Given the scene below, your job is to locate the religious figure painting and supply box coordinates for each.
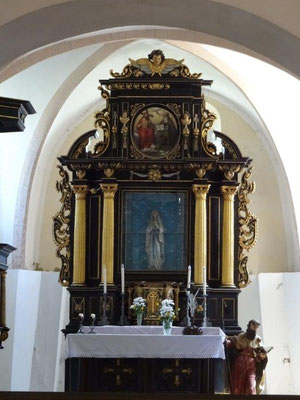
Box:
[131,106,179,159]
[123,191,187,271]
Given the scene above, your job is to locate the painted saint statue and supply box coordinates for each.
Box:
[145,210,165,270]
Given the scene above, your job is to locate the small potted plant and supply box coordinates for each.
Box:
[130,297,146,325]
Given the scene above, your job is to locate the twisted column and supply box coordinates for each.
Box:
[192,184,210,284]
[221,185,238,287]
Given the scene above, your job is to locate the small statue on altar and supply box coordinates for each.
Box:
[226,319,272,395]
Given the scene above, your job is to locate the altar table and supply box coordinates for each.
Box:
[65,326,226,393]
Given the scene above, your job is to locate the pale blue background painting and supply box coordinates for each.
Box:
[123,192,187,270]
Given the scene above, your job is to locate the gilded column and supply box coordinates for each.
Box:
[221,185,238,287]
[72,185,89,285]
[101,183,118,284]
[1,271,7,326]
[192,184,211,284]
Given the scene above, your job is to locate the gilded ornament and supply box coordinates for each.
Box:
[130,145,145,159]
[167,103,181,118]
[98,85,110,99]
[148,168,162,181]
[53,166,72,285]
[181,112,191,136]
[76,170,86,179]
[222,140,238,160]
[104,168,115,178]
[165,145,181,160]
[120,111,130,134]
[110,50,201,79]
[88,109,110,157]
[189,162,213,178]
[201,99,220,158]
[131,103,145,117]
[72,138,89,159]
[218,164,241,180]
[237,167,258,288]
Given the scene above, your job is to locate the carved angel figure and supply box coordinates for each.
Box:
[129,49,184,76]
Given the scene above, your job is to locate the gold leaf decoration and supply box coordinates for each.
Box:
[52,166,71,286]
[237,166,258,288]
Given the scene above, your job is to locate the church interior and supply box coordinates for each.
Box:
[0,0,299,397]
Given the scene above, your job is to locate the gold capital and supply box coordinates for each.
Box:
[221,185,238,201]
[192,184,210,200]
[73,185,89,200]
[100,184,118,200]
[193,184,210,284]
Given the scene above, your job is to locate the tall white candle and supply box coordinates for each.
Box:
[187,265,191,289]
[121,264,125,294]
[203,266,207,295]
[103,265,107,294]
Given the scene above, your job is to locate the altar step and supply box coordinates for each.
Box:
[0,393,298,400]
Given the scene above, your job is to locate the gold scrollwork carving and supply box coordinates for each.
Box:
[72,138,89,159]
[201,99,220,159]
[89,109,110,157]
[218,164,241,180]
[130,145,145,159]
[167,103,181,118]
[222,140,238,160]
[165,145,181,160]
[131,103,146,117]
[53,166,71,286]
[98,85,110,99]
[237,167,258,288]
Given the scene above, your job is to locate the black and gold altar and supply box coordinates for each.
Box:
[54,50,258,393]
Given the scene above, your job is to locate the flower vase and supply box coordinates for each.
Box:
[136,313,143,326]
[162,319,172,336]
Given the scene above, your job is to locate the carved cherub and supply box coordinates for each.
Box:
[129,49,184,77]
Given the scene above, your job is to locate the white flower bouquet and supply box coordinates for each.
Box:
[159,299,175,322]
[130,297,146,314]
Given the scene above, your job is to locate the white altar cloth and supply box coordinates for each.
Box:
[65,326,225,360]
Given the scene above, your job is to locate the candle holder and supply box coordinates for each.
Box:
[77,313,85,334]
[118,292,129,326]
[98,293,109,326]
[89,314,96,334]
[201,294,212,327]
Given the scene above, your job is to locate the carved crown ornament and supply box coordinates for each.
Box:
[110,49,201,79]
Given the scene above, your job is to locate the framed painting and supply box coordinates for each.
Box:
[122,191,188,271]
[131,105,180,159]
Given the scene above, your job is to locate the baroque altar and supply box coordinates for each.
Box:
[53,50,258,393]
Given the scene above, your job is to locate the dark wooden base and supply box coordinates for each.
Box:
[65,358,216,393]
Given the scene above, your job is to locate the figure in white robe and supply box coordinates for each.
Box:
[145,210,165,270]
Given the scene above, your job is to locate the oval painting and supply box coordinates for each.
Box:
[131,106,179,159]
